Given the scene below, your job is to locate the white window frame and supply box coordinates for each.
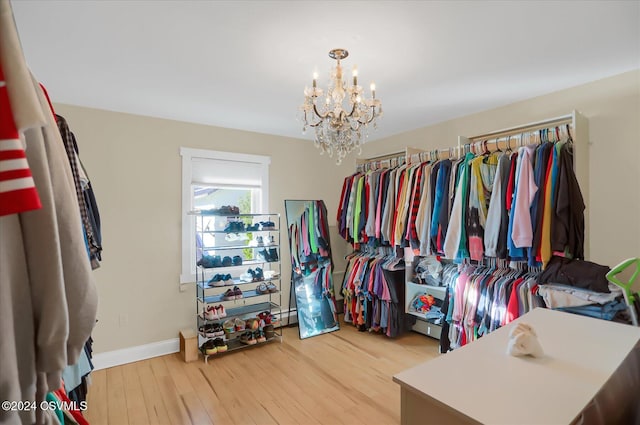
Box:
[180,147,270,284]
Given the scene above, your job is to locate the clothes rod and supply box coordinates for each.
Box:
[356,151,405,165]
[468,114,573,141]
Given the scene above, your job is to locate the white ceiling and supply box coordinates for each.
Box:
[11,1,640,142]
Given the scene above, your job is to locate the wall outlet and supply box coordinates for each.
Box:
[119,314,129,327]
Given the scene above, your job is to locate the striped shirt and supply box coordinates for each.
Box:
[0,59,41,215]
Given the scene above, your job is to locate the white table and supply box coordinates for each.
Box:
[393,308,640,425]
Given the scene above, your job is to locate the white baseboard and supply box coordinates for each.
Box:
[92,308,299,370]
[92,338,179,371]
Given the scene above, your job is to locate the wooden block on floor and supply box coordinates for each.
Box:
[179,329,198,363]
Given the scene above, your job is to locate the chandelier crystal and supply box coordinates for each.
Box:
[300,48,383,165]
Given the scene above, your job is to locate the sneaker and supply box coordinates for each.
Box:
[246,223,260,231]
[204,306,218,320]
[233,286,243,299]
[268,235,275,245]
[256,282,269,295]
[222,274,233,285]
[245,318,260,331]
[232,255,243,266]
[234,318,246,332]
[223,319,235,334]
[214,337,228,353]
[222,289,236,301]
[256,331,266,343]
[201,340,217,355]
[212,324,225,337]
[208,274,225,287]
[197,255,222,268]
[199,324,216,338]
[268,248,279,262]
[266,282,278,293]
[254,268,264,281]
[260,221,276,230]
[256,236,264,246]
[240,331,256,345]
[257,250,269,262]
[215,304,227,318]
[222,256,233,267]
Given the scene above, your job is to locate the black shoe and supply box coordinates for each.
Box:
[222,256,232,267]
[268,248,278,262]
[232,255,243,266]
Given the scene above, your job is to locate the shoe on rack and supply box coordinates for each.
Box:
[234,318,246,332]
[260,221,276,230]
[256,330,266,343]
[222,289,236,301]
[268,235,275,245]
[257,250,268,263]
[212,324,225,337]
[199,324,216,338]
[223,319,235,335]
[233,285,243,299]
[201,339,217,355]
[268,248,279,262]
[256,282,269,295]
[197,255,222,268]
[214,337,228,353]
[254,268,264,282]
[222,274,233,285]
[240,331,257,345]
[215,304,227,318]
[246,223,260,231]
[222,256,233,267]
[256,236,264,246]
[207,274,225,287]
[264,324,275,340]
[266,282,278,293]
[204,306,218,321]
[245,318,260,331]
[232,255,243,266]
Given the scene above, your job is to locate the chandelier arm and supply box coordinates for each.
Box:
[356,105,378,125]
[312,102,330,120]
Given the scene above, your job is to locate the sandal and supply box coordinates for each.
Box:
[256,283,269,295]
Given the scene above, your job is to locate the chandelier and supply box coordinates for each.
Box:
[300,48,383,165]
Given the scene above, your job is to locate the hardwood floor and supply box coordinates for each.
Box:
[85,320,440,425]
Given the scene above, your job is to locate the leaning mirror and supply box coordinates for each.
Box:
[284,200,340,339]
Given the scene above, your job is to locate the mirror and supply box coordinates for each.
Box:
[285,200,340,339]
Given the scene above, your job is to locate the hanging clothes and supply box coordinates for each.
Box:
[0,3,98,423]
[341,250,407,337]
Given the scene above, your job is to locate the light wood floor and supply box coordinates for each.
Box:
[85,319,440,425]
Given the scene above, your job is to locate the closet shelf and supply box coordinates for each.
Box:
[200,229,280,234]
[198,302,279,324]
[202,243,279,251]
[197,277,280,290]
[199,332,282,359]
[198,259,279,269]
[189,211,279,218]
[198,289,280,304]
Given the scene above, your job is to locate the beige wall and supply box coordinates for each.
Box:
[54,103,351,353]
[57,69,639,354]
[357,70,640,268]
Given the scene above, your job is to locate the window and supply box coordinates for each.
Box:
[180,147,270,284]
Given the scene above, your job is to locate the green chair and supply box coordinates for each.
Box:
[606,258,639,326]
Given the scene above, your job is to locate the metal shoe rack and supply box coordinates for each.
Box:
[191,211,283,363]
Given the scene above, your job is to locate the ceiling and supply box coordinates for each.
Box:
[11,1,640,143]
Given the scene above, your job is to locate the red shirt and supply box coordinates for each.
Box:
[0,59,41,215]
